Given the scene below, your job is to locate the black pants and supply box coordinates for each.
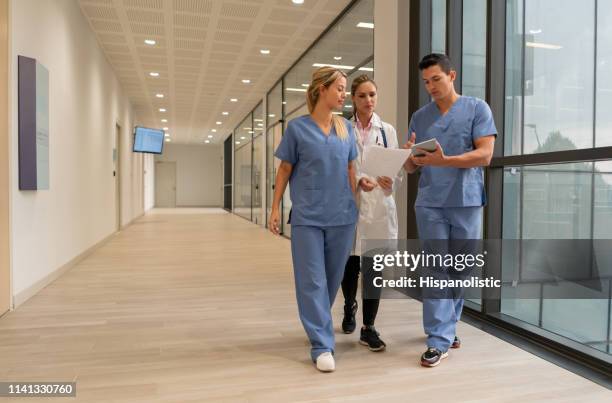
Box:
[341,255,380,327]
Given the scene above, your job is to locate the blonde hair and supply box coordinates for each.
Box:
[306,66,348,140]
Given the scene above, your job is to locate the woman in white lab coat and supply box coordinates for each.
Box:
[341,74,401,351]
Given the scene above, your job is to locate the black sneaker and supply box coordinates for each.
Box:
[359,326,386,352]
[342,301,358,334]
[451,336,461,349]
[420,347,448,367]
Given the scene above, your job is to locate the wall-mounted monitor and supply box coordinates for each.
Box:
[133,126,165,154]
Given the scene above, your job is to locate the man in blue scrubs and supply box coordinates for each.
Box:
[403,54,497,367]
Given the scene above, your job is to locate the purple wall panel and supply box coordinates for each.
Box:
[18,56,37,190]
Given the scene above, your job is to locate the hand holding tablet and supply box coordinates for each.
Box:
[411,138,438,157]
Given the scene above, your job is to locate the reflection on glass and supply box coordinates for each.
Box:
[462,0,487,99]
[505,0,596,155]
[501,161,612,356]
[596,0,612,147]
[431,0,446,54]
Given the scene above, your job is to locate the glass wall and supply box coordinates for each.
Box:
[231,0,373,234]
[505,0,599,155]
[233,113,252,221]
[462,0,487,99]
[500,0,611,360]
[266,81,283,229]
[431,0,446,54]
[412,0,612,365]
[252,103,264,225]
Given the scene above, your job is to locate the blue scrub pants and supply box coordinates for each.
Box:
[415,206,482,352]
[290,224,356,361]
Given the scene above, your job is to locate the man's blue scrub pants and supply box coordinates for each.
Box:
[290,224,356,361]
[415,206,483,352]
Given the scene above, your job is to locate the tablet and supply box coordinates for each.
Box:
[411,138,437,157]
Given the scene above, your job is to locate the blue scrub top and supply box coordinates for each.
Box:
[274,115,359,227]
[409,96,497,207]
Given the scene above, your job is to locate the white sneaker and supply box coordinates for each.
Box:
[315,352,335,372]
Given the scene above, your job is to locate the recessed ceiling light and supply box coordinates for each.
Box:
[164,132,169,136]
[165,138,171,142]
[156,93,164,98]
[292,0,304,4]
[205,140,210,144]
[216,121,222,125]
[240,136,246,140]
[230,98,238,102]
[149,72,159,77]
[344,105,352,108]
[144,39,156,45]
[312,62,353,70]
[301,83,309,87]
[268,114,275,118]
[242,79,251,84]
[287,87,307,92]
[208,135,213,138]
[257,123,263,127]
[282,101,287,105]
[248,131,254,134]
[526,41,563,50]
[222,111,229,115]
[212,129,217,133]
[235,141,241,144]
[159,108,166,112]
[260,49,270,55]
[334,56,342,60]
[357,22,374,29]
[161,119,168,123]
[163,127,169,130]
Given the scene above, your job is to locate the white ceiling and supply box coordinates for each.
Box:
[77,0,353,145]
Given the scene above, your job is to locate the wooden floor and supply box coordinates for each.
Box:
[0,209,609,402]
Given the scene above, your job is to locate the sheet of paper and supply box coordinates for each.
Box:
[360,145,411,178]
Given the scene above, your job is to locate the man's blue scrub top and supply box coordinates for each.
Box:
[274,115,359,227]
[409,96,497,207]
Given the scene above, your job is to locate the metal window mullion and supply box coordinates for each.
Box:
[447,0,463,92]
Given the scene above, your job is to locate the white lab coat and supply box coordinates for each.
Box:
[352,113,402,256]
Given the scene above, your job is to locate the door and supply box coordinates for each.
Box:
[223,135,232,211]
[114,124,121,230]
[155,161,176,207]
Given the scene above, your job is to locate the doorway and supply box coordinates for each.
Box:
[114,124,121,230]
[155,161,176,208]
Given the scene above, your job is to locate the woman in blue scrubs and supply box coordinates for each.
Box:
[403,54,496,367]
[269,66,359,372]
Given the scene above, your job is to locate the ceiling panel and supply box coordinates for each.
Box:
[79,0,353,145]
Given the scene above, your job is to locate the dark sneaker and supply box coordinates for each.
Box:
[420,347,448,367]
[359,326,386,352]
[451,336,461,349]
[342,301,358,334]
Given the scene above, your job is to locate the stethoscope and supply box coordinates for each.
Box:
[354,116,388,148]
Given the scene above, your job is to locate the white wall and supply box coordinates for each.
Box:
[144,153,155,211]
[10,0,142,300]
[155,144,222,207]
